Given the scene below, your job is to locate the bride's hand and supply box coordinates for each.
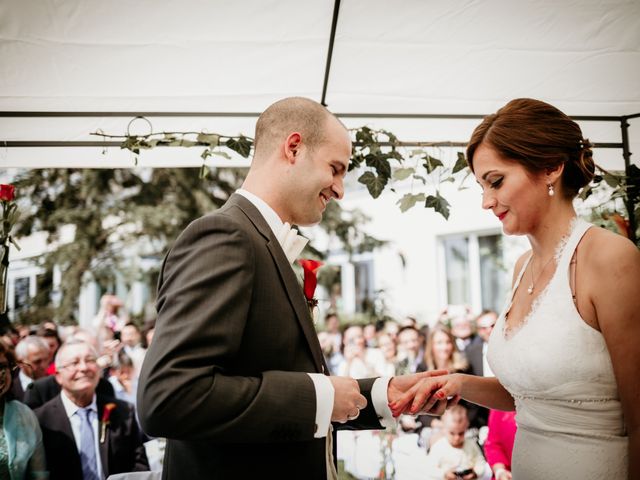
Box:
[389,373,462,416]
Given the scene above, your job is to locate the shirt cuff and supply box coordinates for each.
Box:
[307,373,334,438]
[372,376,395,429]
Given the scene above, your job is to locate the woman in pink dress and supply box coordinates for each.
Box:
[483,410,516,480]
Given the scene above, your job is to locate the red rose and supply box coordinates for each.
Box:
[100,403,117,443]
[298,259,323,305]
[102,402,117,423]
[0,185,15,202]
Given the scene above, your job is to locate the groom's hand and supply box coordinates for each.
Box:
[387,370,449,417]
[329,376,367,423]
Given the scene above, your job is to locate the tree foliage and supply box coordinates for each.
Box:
[12,165,385,323]
[9,122,639,323]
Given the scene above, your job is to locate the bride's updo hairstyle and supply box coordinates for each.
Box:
[466,98,595,199]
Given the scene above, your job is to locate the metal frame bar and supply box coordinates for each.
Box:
[0,111,626,121]
[1,109,637,242]
[321,0,341,107]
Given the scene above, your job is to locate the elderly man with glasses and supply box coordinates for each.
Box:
[34,340,149,480]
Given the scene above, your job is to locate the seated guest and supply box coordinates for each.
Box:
[119,323,146,377]
[463,310,498,429]
[426,405,487,480]
[12,335,50,401]
[35,340,149,480]
[417,324,471,441]
[395,326,423,375]
[24,374,115,411]
[0,341,47,479]
[108,351,137,407]
[36,327,61,376]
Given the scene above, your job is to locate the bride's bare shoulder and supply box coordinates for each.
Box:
[581,224,640,271]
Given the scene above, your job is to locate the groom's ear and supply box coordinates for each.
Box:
[283,132,303,164]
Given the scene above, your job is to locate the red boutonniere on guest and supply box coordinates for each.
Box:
[298,259,323,313]
[100,403,117,443]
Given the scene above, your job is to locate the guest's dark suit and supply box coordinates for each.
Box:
[464,337,489,428]
[138,194,383,479]
[9,372,26,401]
[24,374,115,410]
[35,395,149,480]
[465,336,485,377]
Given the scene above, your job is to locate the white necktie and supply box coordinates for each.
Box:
[276,222,308,263]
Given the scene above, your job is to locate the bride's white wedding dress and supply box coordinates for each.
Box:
[488,218,628,479]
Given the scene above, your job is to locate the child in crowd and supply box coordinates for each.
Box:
[426,405,487,480]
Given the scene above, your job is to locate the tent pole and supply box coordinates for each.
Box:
[621,115,637,244]
[320,0,341,107]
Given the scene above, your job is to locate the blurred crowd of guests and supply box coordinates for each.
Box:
[317,307,517,480]
[0,293,160,480]
[0,293,517,480]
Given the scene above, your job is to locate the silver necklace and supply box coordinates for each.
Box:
[527,254,555,295]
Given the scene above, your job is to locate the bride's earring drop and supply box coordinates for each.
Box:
[547,183,555,196]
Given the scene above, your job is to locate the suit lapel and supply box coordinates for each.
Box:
[51,395,75,440]
[229,194,325,373]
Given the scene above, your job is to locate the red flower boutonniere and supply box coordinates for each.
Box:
[0,184,20,249]
[100,403,117,443]
[298,259,323,311]
[0,185,15,203]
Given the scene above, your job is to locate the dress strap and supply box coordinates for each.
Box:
[556,218,592,272]
[507,252,533,304]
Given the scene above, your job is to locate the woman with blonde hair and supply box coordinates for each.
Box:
[420,323,468,373]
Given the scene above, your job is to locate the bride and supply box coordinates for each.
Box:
[391,98,639,479]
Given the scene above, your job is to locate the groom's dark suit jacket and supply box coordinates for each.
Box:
[138,194,383,479]
[35,394,149,480]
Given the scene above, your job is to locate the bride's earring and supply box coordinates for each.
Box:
[547,183,555,196]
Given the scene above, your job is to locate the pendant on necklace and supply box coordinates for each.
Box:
[527,284,534,294]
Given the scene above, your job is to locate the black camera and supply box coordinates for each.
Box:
[455,468,473,478]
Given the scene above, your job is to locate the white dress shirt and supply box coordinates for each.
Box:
[236,189,394,435]
[18,369,33,392]
[60,391,105,480]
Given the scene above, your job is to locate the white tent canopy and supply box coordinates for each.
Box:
[1,0,639,169]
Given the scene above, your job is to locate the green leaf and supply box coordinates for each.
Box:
[603,173,621,188]
[121,137,140,154]
[380,129,399,146]
[199,164,210,179]
[349,152,365,171]
[397,193,426,213]
[423,155,444,174]
[453,152,468,174]
[578,184,593,201]
[393,167,415,181]
[425,192,451,220]
[355,126,375,145]
[366,154,392,179]
[358,171,387,198]
[225,135,253,158]
[196,133,221,146]
[413,174,427,185]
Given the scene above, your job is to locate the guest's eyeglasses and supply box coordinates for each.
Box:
[56,357,98,371]
[0,363,18,375]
